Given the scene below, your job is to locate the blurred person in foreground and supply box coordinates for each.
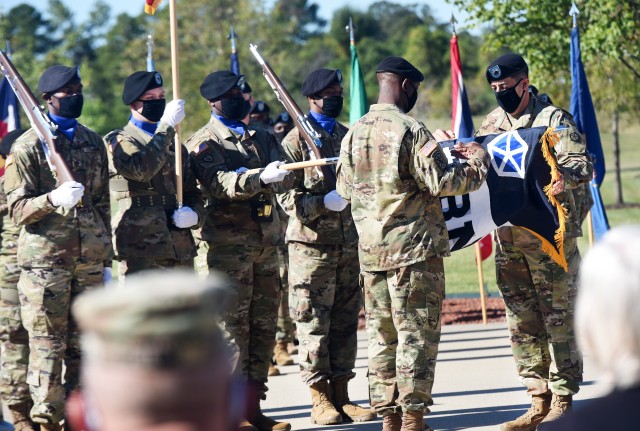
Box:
[65,270,236,431]
[539,225,640,431]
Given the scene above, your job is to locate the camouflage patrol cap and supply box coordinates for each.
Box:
[486,53,528,83]
[73,270,232,369]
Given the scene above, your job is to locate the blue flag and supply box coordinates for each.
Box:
[570,25,605,185]
[589,179,610,241]
[230,51,240,76]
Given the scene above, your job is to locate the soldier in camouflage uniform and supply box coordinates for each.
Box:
[278,68,375,425]
[67,270,234,431]
[337,57,490,431]
[4,65,113,430]
[104,71,202,277]
[476,54,593,431]
[186,70,293,431]
[0,129,38,431]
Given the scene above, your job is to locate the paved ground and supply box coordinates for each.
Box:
[263,322,608,431]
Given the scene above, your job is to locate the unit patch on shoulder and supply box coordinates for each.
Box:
[569,132,580,142]
[433,150,448,171]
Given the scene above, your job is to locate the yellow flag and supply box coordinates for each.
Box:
[144,0,162,15]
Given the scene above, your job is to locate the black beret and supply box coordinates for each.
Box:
[486,53,528,82]
[38,65,81,93]
[0,129,26,156]
[241,81,252,94]
[274,112,293,125]
[122,71,164,105]
[200,71,245,101]
[250,100,270,114]
[376,57,424,82]
[301,69,342,97]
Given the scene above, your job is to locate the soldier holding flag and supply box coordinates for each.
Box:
[477,53,593,430]
[104,71,202,277]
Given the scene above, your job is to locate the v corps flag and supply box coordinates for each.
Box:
[440,126,569,270]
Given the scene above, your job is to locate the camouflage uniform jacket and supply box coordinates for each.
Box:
[0,177,19,260]
[4,126,113,268]
[186,116,294,247]
[337,103,490,272]
[277,121,358,245]
[476,95,593,238]
[105,121,203,260]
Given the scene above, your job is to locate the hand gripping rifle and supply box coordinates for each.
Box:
[249,44,337,186]
[0,50,74,184]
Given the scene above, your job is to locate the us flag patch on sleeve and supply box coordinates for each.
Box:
[193,142,209,155]
[419,141,438,157]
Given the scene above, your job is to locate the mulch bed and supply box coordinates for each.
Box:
[357,297,506,330]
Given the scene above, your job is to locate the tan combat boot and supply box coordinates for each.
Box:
[268,362,280,376]
[538,394,572,425]
[250,402,291,431]
[331,378,376,422]
[273,341,294,366]
[7,401,37,431]
[500,393,551,431]
[309,380,342,425]
[401,410,433,431]
[382,412,402,431]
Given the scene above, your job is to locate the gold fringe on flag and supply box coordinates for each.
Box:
[145,0,162,15]
[523,127,568,271]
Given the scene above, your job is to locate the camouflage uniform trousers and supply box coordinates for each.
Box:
[0,246,30,406]
[363,257,445,415]
[207,243,280,398]
[117,257,194,279]
[288,242,361,385]
[18,261,103,425]
[275,245,295,343]
[495,226,583,396]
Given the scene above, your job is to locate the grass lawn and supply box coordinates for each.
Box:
[437,115,640,297]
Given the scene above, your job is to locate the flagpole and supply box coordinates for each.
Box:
[474,242,488,325]
[169,0,183,207]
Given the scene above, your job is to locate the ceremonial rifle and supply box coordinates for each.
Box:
[249,44,337,186]
[0,49,74,183]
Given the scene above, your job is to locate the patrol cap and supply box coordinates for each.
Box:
[302,69,343,97]
[122,71,164,105]
[241,81,252,94]
[376,57,424,83]
[38,65,81,94]
[274,112,293,125]
[0,129,26,157]
[250,100,270,115]
[200,71,245,101]
[73,270,232,370]
[486,53,528,83]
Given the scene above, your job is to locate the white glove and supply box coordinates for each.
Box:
[49,181,84,209]
[160,99,185,127]
[235,167,248,174]
[323,190,348,212]
[172,206,199,229]
[259,161,291,184]
[103,267,113,284]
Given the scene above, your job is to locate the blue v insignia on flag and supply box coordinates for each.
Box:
[487,131,529,178]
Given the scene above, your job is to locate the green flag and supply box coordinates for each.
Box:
[348,20,367,125]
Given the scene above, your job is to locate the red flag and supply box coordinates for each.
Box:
[145,0,162,15]
[478,235,492,261]
[450,34,474,139]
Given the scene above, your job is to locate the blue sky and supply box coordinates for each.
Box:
[2,0,475,33]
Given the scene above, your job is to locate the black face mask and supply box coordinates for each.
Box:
[139,98,166,122]
[56,94,84,119]
[274,131,287,143]
[320,96,343,118]
[495,79,525,113]
[404,89,418,113]
[220,95,247,121]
